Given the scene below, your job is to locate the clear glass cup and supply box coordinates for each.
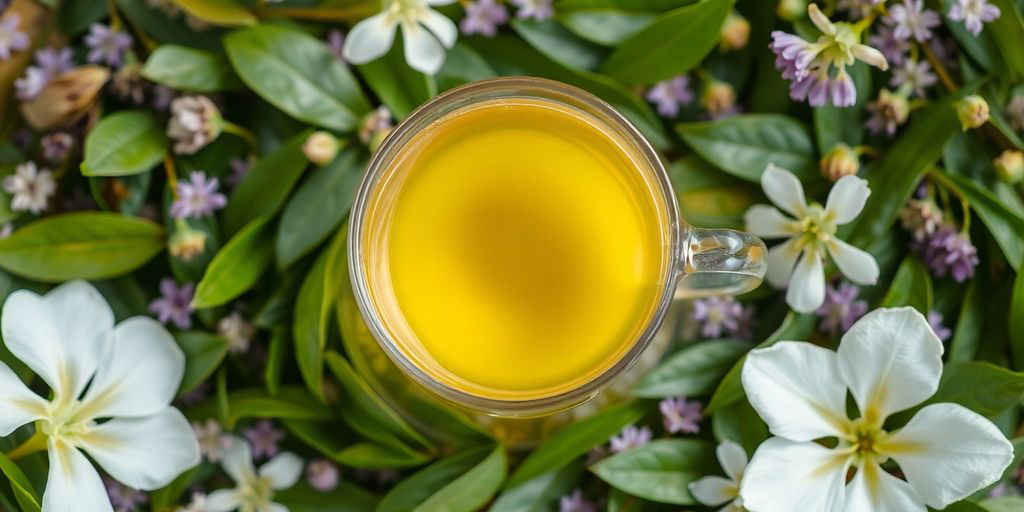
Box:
[348,77,766,417]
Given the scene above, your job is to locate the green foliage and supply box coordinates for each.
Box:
[590,439,716,504]
[192,216,274,308]
[142,45,243,92]
[677,114,818,181]
[632,340,749,398]
[81,111,168,177]
[879,256,933,314]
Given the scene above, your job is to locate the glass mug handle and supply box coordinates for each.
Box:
[675,227,768,299]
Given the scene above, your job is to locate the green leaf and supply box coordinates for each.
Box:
[81,110,168,177]
[669,156,759,229]
[175,330,229,396]
[276,481,379,512]
[337,442,434,469]
[357,38,437,119]
[949,279,984,363]
[987,0,1024,80]
[922,362,1024,418]
[711,399,768,455]
[378,446,498,512]
[294,248,331,399]
[507,402,646,487]
[436,42,497,91]
[0,451,41,512]
[222,130,310,236]
[192,216,274,308]
[416,445,507,512]
[813,61,870,152]
[559,10,655,46]
[0,213,164,282]
[1010,271,1024,369]
[265,326,287,395]
[879,256,932,315]
[115,0,223,51]
[170,0,256,26]
[149,466,200,511]
[276,149,365,267]
[141,45,242,92]
[590,439,716,505]
[216,386,334,428]
[632,340,749,398]
[490,462,582,512]
[676,114,818,182]
[224,24,370,131]
[983,496,1024,512]
[512,19,608,71]
[939,170,1024,271]
[600,0,731,84]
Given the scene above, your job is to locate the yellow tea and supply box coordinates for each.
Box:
[361,98,671,401]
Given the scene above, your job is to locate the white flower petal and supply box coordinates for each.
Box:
[741,341,847,441]
[744,205,797,239]
[825,175,870,225]
[420,9,457,48]
[78,408,200,491]
[205,489,243,512]
[221,436,257,484]
[739,438,849,512]
[80,317,184,419]
[717,440,748,482]
[760,164,808,218]
[401,21,446,74]
[765,238,801,289]
[42,440,113,512]
[1,281,113,399]
[425,0,455,5]
[852,44,889,71]
[786,248,825,313]
[837,308,942,423]
[807,3,836,36]
[342,12,397,64]
[267,503,289,512]
[827,238,879,285]
[844,458,924,512]
[0,362,46,436]
[260,452,304,490]
[883,403,1014,510]
[689,476,736,506]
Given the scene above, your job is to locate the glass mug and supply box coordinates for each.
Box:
[348,77,766,417]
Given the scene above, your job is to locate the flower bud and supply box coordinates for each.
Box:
[359,106,394,148]
[994,150,1024,184]
[167,95,223,155]
[955,95,989,131]
[720,12,750,51]
[302,131,340,165]
[777,0,806,21]
[701,80,735,119]
[169,224,208,262]
[820,144,860,181]
[20,66,109,131]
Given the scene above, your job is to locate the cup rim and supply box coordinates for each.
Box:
[347,77,683,416]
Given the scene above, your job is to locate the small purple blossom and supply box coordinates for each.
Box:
[660,396,703,434]
[928,310,952,342]
[868,25,911,67]
[609,425,652,453]
[691,296,752,339]
[915,226,979,282]
[149,278,194,329]
[0,13,29,61]
[307,458,340,492]
[14,67,47,100]
[244,419,286,459]
[948,0,1001,36]
[152,85,176,110]
[884,0,941,42]
[34,46,74,76]
[815,282,869,335]
[170,171,227,219]
[0,223,12,239]
[510,0,554,21]
[326,29,345,61]
[84,23,133,67]
[105,478,148,512]
[646,75,694,118]
[461,0,509,36]
[41,132,75,163]
[228,156,252,186]
[890,59,937,98]
[559,489,597,512]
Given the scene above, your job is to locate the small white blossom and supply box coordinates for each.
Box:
[205,437,302,512]
[342,0,457,75]
[218,311,255,355]
[689,440,748,512]
[3,161,56,214]
[948,0,1001,36]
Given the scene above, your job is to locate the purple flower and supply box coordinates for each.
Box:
[510,0,554,21]
[228,156,252,186]
[14,67,47,100]
[105,478,148,512]
[660,396,703,434]
[41,132,75,163]
[326,29,345,61]
[815,282,868,335]
[890,59,937,98]
[866,89,910,136]
[884,0,941,42]
[84,23,133,67]
[307,458,340,492]
[243,419,286,459]
[170,171,227,219]
[559,489,597,512]
[691,296,752,339]
[152,85,176,111]
[948,0,1001,36]
[461,0,509,36]
[928,310,952,342]
[34,46,74,76]
[916,226,979,282]
[149,278,194,329]
[0,13,29,60]
[646,75,694,118]
[868,25,911,67]
[609,425,652,453]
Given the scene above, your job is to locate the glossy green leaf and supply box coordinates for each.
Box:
[175,330,229,396]
[600,0,731,84]
[337,442,434,469]
[115,0,223,51]
[0,213,164,282]
[378,446,496,512]
[81,110,168,177]
[1010,271,1024,368]
[0,451,41,512]
[949,279,984,363]
[192,216,274,308]
[490,462,582,512]
[142,45,242,92]
[171,0,256,26]
[215,386,334,428]
[879,256,932,315]
[983,496,1024,512]
[224,24,370,131]
[676,114,818,182]
[222,130,310,236]
[294,249,330,399]
[276,482,379,512]
[265,326,287,396]
[669,156,759,229]
[276,149,365,267]
[939,170,1024,271]
[416,445,507,512]
[358,38,437,119]
[590,439,716,505]
[920,362,1024,418]
[507,402,646,487]
[559,10,655,46]
[632,340,749,398]
[711,399,768,455]
[987,0,1024,80]
[436,42,497,91]
[512,19,608,71]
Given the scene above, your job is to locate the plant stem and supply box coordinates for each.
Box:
[5,430,46,461]
[222,121,258,151]
[164,153,179,200]
[922,42,957,93]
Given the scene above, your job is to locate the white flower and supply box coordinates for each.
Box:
[206,437,302,512]
[342,0,457,75]
[688,440,748,512]
[0,281,200,512]
[739,307,1013,512]
[744,164,879,313]
[948,0,1001,36]
[3,161,56,214]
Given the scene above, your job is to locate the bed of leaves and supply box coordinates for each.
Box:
[1,0,1024,511]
